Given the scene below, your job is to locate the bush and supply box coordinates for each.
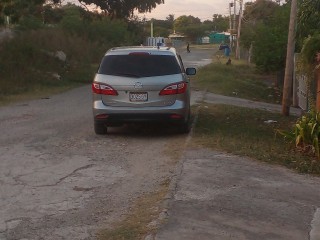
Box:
[279,110,320,158]
[0,5,140,101]
[18,15,43,30]
[0,28,103,97]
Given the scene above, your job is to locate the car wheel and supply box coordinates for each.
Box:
[179,111,191,134]
[94,122,108,135]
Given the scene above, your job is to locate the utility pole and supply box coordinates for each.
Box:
[236,0,243,59]
[229,2,234,48]
[233,0,236,50]
[229,2,233,34]
[282,0,298,116]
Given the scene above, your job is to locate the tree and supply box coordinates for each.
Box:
[78,0,164,19]
[240,0,290,72]
[297,0,320,50]
[179,24,206,41]
[211,14,228,32]
[173,15,205,41]
[0,0,44,25]
[243,0,278,22]
[42,5,64,24]
[299,35,320,111]
[166,14,174,23]
[173,15,201,31]
[297,0,320,111]
[151,19,172,37]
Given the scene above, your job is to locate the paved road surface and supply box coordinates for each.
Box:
[155,149,320,240]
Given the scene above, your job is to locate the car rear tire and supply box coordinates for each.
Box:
[94,122,108,135]
[179,111,191,134]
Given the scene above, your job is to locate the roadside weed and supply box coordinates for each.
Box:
[278,110,320,159]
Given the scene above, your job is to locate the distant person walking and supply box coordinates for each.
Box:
[187,42,190,53]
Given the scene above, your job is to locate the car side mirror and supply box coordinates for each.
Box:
[186,67,196,75]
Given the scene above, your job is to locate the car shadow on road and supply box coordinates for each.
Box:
[102,122,188,138]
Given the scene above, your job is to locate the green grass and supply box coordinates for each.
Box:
[193,58,281,103]
[191,54,320,175]
[192,104,320,174]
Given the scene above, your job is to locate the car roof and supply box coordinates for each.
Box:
[104,46,178,56]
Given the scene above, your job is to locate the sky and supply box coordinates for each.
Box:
[137,0,252,21]
[67,0,250,21]
[66,0,285,22]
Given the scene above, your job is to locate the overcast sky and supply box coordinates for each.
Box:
[137,0,286,21]
[137,0,251,21]
[67,0,284,22]
[67,0,248,21]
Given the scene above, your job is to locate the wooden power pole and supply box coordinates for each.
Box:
[282,0,298,116]
[236,0,243,59]
[229,2,233,34]
[233,0,236,50]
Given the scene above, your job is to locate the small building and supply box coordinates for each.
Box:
[197,32,230,45]
[201,36,210,44]
[209,32,230,44]
[168,31,185,40]
[146,37,166,47]
[168,31,185,48]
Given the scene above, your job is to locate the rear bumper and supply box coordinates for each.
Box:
[94,113,186,124]
[93,100,189,124]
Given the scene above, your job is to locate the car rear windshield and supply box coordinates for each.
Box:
[98,54,182,78]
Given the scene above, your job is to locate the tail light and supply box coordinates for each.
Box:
[170,114,183,119]
[159,82,187,95]
[95,114,109,119]
[92,83,118,96]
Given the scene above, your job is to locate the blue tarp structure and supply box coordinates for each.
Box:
[219,44,231,57]
[209,32,230,44]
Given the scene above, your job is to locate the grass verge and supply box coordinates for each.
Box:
[97,179,170,240]
[191,53,320,174]
[193,58,281,104]
[192,104,320,175]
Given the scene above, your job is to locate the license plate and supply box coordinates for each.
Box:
[129,92,148,102]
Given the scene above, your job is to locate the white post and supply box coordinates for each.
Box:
[151,21,153,38]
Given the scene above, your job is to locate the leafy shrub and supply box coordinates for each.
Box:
[58,5,135,48]
[18,15,43,30]
[0,28,103,97]
[301,34,320,66]
[279,110,320,158]
[0,4,140,101]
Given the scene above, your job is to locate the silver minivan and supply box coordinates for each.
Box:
[92,46,196,134]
